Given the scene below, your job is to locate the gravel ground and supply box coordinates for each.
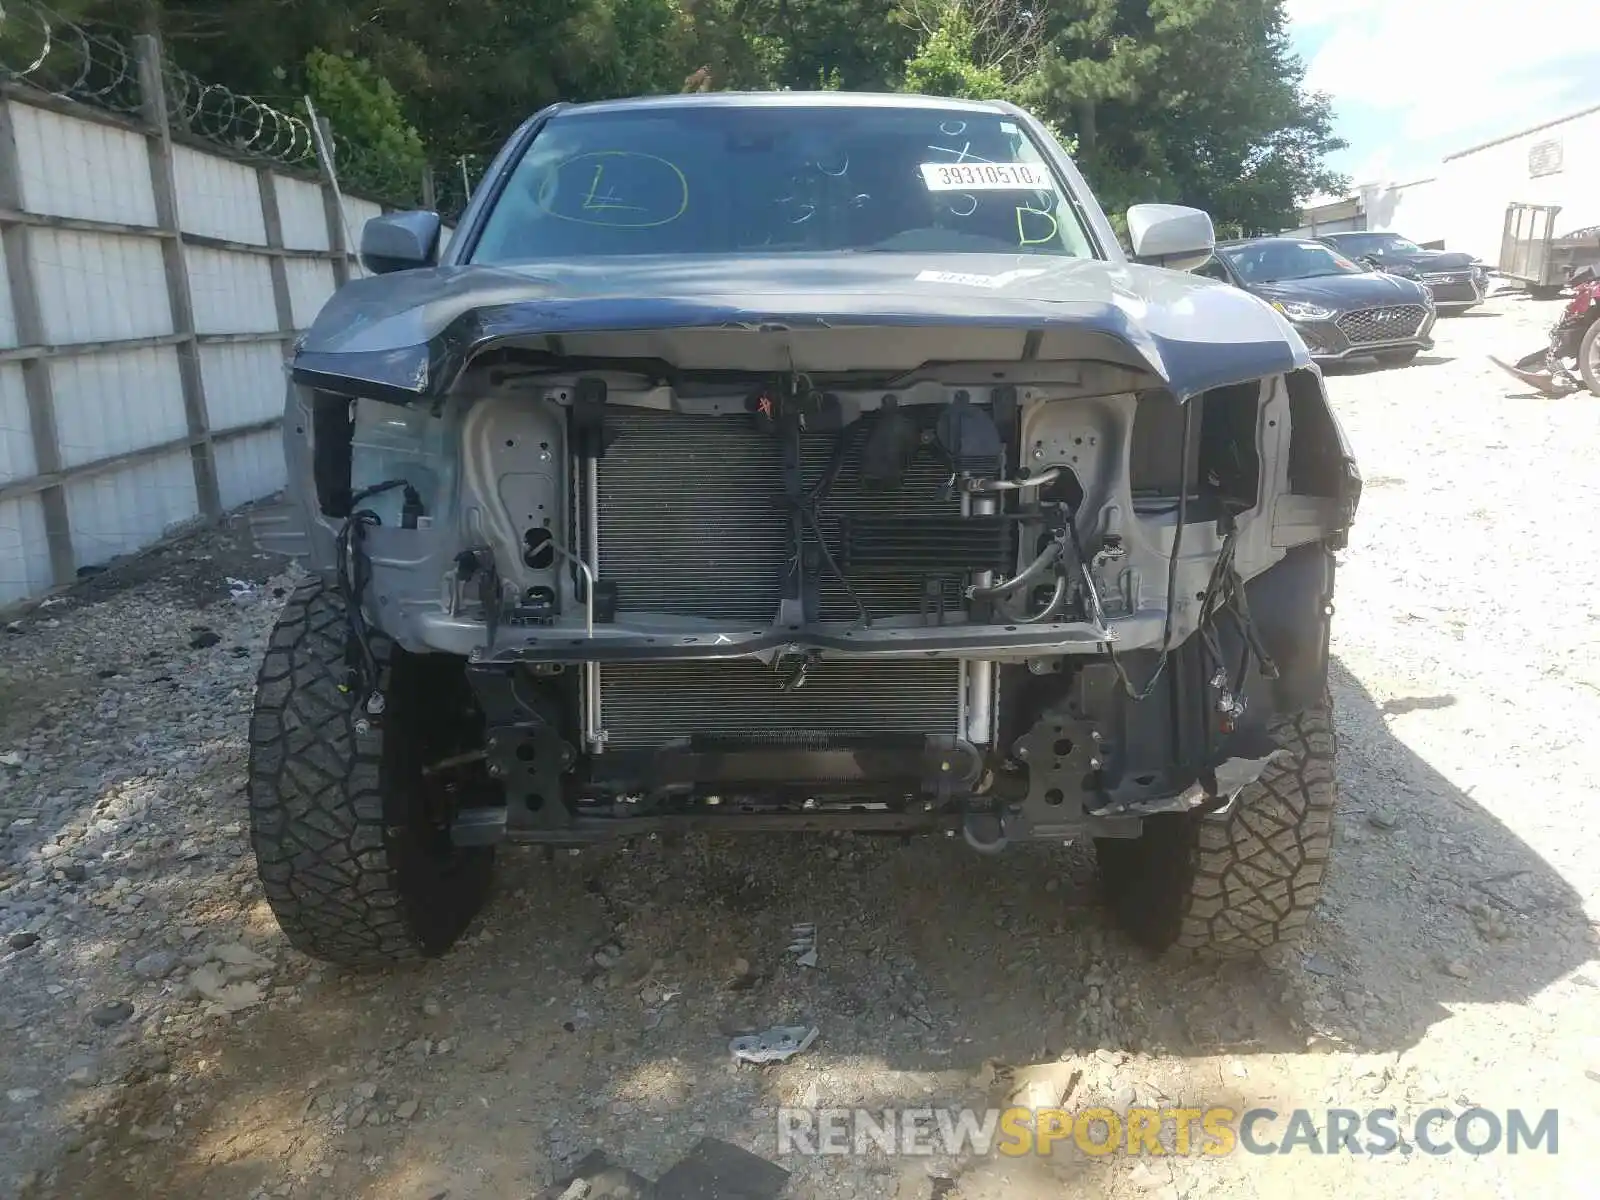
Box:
[2,292,1598,1199]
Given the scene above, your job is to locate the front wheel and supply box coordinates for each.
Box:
[1094,705,1336,957]
[1375,348,1419,366]
[1578,321,1600,397]
[247,577,495,966]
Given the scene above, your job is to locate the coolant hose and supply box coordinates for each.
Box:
[967,541,1063,600]
[1008,574,1068,624]
[966,467,1063,493]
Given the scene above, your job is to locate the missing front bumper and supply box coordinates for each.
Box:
[429,611,1143,664]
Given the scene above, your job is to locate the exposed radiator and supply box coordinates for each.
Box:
[598,659,963,750]
[596,409,968,624]
[593,409,982,749]
[597,410,787,623]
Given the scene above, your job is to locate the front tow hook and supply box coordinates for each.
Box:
[961,810,1011,855]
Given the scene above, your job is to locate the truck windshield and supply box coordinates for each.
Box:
[470,104,1095,262]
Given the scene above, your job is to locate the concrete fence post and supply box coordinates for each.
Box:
[255,166,297,355]
[314,116,352,287]
[0,99,77,583]
[134,33,221,519]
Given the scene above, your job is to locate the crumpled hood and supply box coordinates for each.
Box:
[291,252,1310,402]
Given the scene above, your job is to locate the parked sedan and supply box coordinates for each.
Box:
[1197,237,1436,365]
[1316,230,1488,312]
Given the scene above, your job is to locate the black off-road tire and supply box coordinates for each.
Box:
[1578,320,1600,397]
[247,577,495,966]
[1094,705,1336,957]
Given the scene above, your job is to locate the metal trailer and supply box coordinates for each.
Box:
[1500,203,1600,296]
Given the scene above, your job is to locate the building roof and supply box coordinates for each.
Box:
[1443,100,1600,162]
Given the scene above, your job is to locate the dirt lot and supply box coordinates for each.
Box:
[3,292,1599,1200]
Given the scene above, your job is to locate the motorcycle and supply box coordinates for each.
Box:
[1489,265,1600,396]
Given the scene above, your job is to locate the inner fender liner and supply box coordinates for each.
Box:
[1242,542,1336,715]
[310,391,354,518]
[1000,544,1335,835]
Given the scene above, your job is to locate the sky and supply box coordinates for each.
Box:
[1286,0,1599,194]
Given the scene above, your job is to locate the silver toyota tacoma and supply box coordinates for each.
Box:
[249,92,1361,966]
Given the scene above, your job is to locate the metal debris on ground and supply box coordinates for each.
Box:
[536,1141,788,1200]
[730,1024,819,1065]
[1007,1061,1081,1109]
[725,955,759,990]
[654,1136,791,1199]
[788,922,818,967]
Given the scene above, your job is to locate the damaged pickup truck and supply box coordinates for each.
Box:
[248,92,1361,966]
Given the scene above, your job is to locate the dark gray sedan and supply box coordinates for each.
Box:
[1198,236,1436,365]
[1318,230,1487,312]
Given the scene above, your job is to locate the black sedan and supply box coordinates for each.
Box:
[1197,237,1436,366]
[1317,230,1488,312]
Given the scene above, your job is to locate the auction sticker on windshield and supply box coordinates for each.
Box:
[920,162,1057,191]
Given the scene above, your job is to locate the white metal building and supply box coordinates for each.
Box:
[1288,101,1600,266]
[1431,102,1600,263]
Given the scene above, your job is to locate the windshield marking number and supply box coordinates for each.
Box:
[582,164,643,213]
[537,151,690,228]
[1016,203,1059,247]
[921,162,1056,192]
[925,139,986,164]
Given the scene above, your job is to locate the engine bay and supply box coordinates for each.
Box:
[437,372,1269,636]
[274,350,1362,846]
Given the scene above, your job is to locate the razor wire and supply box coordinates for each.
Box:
[0,0,482,214]
[0,0,143,113]
[162,63,318,167]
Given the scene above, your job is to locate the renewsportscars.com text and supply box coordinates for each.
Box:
[776,1106,1560,1158]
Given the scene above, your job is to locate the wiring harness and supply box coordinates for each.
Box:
[334,478,421,714]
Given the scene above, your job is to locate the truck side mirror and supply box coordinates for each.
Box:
[360,211,443,275]
[1126,204,1216,272]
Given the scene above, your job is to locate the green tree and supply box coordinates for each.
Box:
[679,0,918,91]
[1023,0,1345,232]
[901,6,1009,100]
[39,0,1345,230]
[59,0,699,162]
[305,49,426,198]
[897,0,1044,101]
